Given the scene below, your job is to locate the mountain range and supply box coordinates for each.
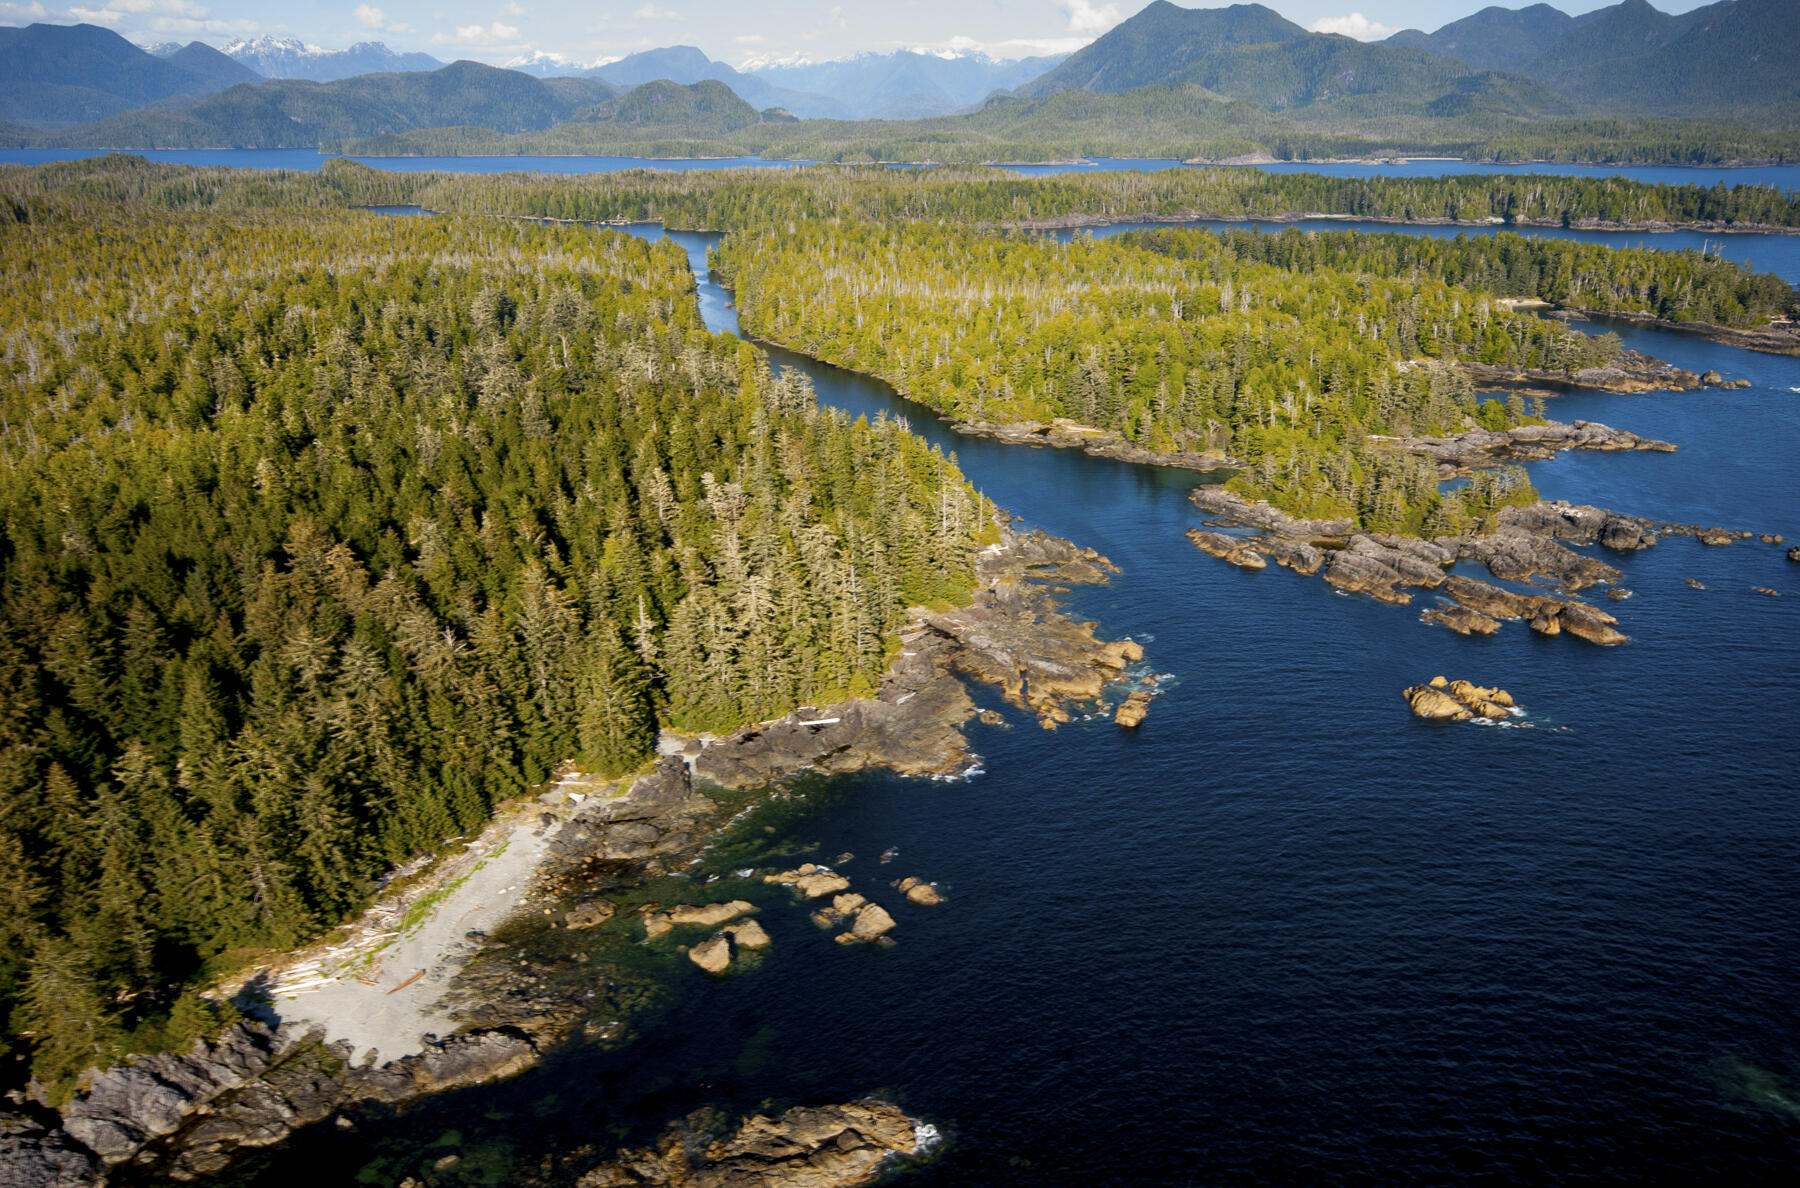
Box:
[0,23,258,127]
[2,2,1797,158]
[219,36,444,82]
[1386,0,1800,115]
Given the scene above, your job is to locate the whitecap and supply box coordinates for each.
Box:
[912,1121,943,1154]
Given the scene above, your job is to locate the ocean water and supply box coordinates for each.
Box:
[2,148,1797,192]
[221,214,1800,1185]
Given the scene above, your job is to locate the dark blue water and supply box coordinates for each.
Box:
[248,216,1800,1185]
[4,149,1797,192]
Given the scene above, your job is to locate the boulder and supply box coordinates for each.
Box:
[1788,547,1800,563]
[1685,578,1706,590]
[1700,528,1734,546]
[1404,686,1472,721]
[1322,549,1412,605]
[1114,691,1152,727]
[688,935,732,975]
[1752,587,1780,598]
[849,904,897,942]
[905,883,944,907]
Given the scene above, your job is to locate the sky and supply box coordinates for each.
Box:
[0,0,1720,68]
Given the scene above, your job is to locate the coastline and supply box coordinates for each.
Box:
[1010,209,1800,237]
[2,527,1150,1185]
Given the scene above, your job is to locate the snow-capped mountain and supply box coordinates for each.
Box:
[223,36,442,82]
[744,49,1067,119]
[502,50,620,78]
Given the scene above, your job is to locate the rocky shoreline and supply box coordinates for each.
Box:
[946,416,1232,472]
[1458,349,1729,395]
[1186,487,1778,644]
[1373,418,1676,475]
[1007,210,1800,237]
[0,528,1143,1186]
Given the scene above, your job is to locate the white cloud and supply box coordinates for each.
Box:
[502,1,525,15]
[0,1,50,18]
[633,3,682,20]
[67,5,123,24]
[1309,13,1397,41]
[1060,0,1120,36]
[435,20,521,46]
[734,33,765,44]
[354,4,382,28]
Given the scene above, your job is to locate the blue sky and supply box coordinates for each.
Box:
[0,0,1719,67]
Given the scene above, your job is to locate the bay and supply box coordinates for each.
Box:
[234,212,1800,1185]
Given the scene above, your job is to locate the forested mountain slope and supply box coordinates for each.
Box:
[0,23,258,128]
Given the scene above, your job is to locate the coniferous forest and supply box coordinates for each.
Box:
[0,152,1795,1093]
[0,196,983,1091]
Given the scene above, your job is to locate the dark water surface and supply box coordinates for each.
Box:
[4,148,1799,192]
[242,218,1800,1185]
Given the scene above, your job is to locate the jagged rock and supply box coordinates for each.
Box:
[1386,419,1675,473]
[1260,536,1324,575]
[1785,546,1798,561]
[1322,549,1413,605]
[1114,691,1152,727]
[1404,678,1516,722]
[0,1112,98,1187]
[1530,613,1562,636]
[1421,605,1500,636]
[1188,485,1354,537]
[576,1099,925,1187]
[60,1021,294,1163]
[1700,528,1734,546]
[811,892,867,929]
[1557,602,1629,646]
[565,900,616,930]
[688,935,732,975]
[1186,528,1266,570]
[765,867,852,899]
[1607,588,1632,601]
[643,901,754,941]
[1453,524,1620,590]
[1753,587,1781,598]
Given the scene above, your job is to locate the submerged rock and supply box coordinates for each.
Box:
[576,1099,925,1187]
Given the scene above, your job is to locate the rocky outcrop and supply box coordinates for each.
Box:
[765,865,852,899]
[1382,420,1675,475]
[547,757,718,870]
[689,529,1140,782]
[687,935,732,975]
[1404,676,1517,722]
[576,1099,926,1187]
[841,903,897,944]
[896,877,943,906]
[810,893,867,929]
[949,416,1231,472]
[1421,605,1501,636]
[1462,350,1704,394]
[1114,690,1152,727]
[31,1019,540,1182]
[0,1111,98,1187]
[1188,485,1353,538]
[1186,528,1266,569]
[1788,547,1800,563]
[1447,522,1621,590]
[643,901,755,941]
[1439,575,1627,645]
